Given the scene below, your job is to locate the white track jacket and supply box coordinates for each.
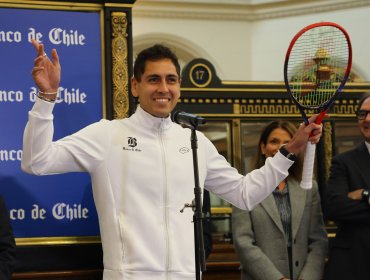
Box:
[22,100,294,280]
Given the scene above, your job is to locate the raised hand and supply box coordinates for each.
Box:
[31,39,60,96]
[284,114,324,155]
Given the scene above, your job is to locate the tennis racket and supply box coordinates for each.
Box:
[284,22,352,189]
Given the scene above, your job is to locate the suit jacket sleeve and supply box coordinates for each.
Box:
[324,146,370,224]
[232,205,285,280]
[0,196,16,279]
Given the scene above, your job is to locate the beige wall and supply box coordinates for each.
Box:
[132,0,370,82]
[250,5,370,81]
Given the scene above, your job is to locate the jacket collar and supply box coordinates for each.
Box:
[260,178,306,238]
[289,179,307,239]
[132,105,173,131]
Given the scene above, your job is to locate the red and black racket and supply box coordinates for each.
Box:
[284,22,352,189]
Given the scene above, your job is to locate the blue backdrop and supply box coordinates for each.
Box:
[0,7,103,237]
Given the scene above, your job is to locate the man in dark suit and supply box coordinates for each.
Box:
[324,92,370,279]
[0,195,16,279]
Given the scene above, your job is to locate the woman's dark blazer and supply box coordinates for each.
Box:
[324,142,370,280]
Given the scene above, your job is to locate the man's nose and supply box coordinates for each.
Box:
[158,79,169,93]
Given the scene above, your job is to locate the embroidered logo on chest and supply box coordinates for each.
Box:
[123,137,142,152]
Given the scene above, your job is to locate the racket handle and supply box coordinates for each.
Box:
[315,112,326,124]
[300,142,316,189]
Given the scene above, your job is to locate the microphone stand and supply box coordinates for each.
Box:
[180,125,206,280]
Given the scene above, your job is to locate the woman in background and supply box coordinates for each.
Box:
[232,121,327,280]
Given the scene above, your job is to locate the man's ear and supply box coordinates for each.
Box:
[131,76,139,98]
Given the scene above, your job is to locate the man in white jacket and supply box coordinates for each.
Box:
[22,40,323,280]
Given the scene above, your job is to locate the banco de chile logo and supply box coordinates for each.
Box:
[128,137,137,147]
[123,137,141,152]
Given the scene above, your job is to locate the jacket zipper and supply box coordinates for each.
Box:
[159,123,170,280]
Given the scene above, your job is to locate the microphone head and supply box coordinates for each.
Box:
[171,110,206,127]
[171,110,181,123]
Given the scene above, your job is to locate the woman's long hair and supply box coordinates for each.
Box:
[252,121,304,181]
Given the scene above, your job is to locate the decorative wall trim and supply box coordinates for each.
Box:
[179,58,370,117]
[133,0,370,21]
[16,236,101,246]
[324,122,333,183]
[231,119,241,171]
[0,0,101,10]
[179,94,363,117]
[111,11,129,119]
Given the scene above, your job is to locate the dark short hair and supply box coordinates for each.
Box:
[358,91,370,110]
[252,120,304,181]
[133,44,181,82]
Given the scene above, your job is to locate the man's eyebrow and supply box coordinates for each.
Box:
[166,74,180,80]
[145,74,161,78]
[145,74,179,79]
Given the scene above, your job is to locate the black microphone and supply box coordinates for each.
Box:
[172,111,206,127]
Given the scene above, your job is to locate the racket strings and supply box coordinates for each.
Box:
[287,26,350,108]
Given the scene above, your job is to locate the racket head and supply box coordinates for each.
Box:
[284,22,352,115]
